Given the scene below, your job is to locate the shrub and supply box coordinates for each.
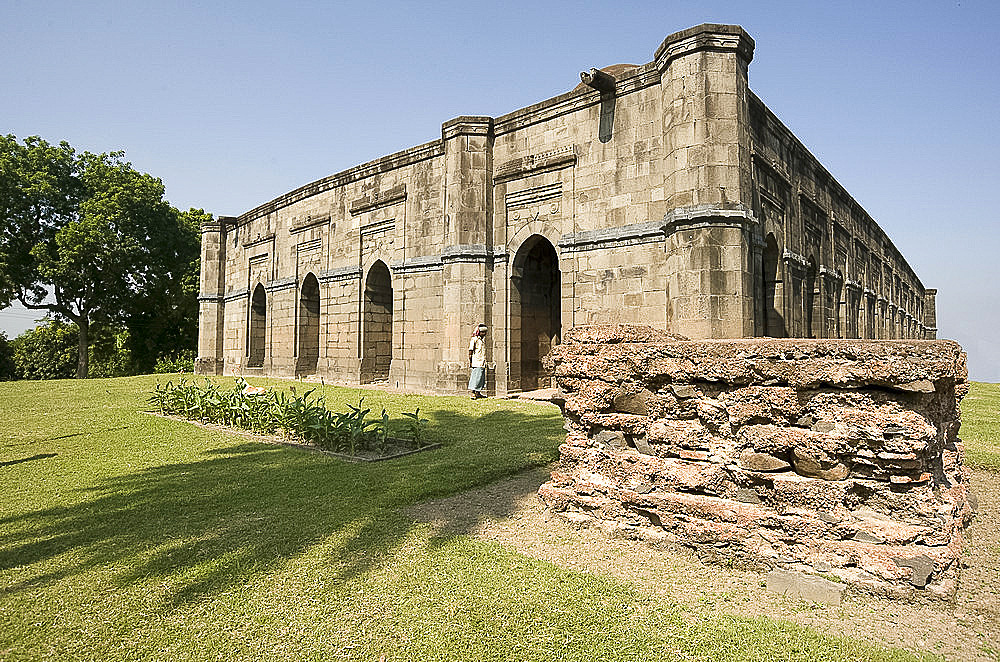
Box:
[153,349,196,374]
[11,321,79,380]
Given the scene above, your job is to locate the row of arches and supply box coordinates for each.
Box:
[244,236,563,390]
[759,232,922,340]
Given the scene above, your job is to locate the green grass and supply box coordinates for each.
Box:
[0,375,933,661]
[962,382,1000,471]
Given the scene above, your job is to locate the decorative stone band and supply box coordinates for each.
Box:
[653,23,755,72]
[391,255,443,275]
[350,184,406,216]
[265,276,297,293]
[845,279,863,291]
[505,182,562,209]
[558,220,665,254]
[494,146,577,183]
[781,248,808,268]
[197,293,224,303]
[663,204,760,233]
[359,218,395,236]
[223,289,249,303]
[318,265,362,283]
[819,265,843,281]
[296,238,321,253]
[441,116,493,141]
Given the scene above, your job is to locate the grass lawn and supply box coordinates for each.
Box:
[962,382,1000,471]
[0,375,946,661]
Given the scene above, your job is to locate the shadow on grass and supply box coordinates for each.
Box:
[0,453,57,467]
[0,406,564,610]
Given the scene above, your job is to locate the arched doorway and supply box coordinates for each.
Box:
[762,233,784,337]
[362,261,392,383]
[297,273,320,374]
[248,283,266,367]
[510,235,560,391]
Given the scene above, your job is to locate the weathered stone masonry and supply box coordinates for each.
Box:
[539,325,972,599]
[197,23,938,394]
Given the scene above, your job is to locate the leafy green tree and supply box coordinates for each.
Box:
[124,208,202,373]
[0,331,15,381]
[10,320,79,380]
[0,135,202,377]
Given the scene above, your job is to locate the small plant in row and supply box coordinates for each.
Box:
[150,378,430,455]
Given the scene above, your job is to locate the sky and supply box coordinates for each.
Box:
[1,0,998,381]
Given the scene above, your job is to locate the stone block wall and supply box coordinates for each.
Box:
[539,324,973,599]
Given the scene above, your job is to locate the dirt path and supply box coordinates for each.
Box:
[408,467,1000,662]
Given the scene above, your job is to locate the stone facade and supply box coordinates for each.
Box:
[538,325,972,599]
[197,23,937,394]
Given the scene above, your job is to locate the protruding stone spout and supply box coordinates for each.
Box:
[580,67,616,92]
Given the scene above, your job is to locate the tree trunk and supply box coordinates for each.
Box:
[76,316,89,379]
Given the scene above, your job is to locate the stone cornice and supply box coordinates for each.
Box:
[318,266,362,283]
[199,220,227,234]
[223,289,249,303]
[441,116,493,141]
[663,204,759,233]
[265,277,297,293]
[392,255,443,274]
[236,140,441,225]
[559,220,664,254]
[654,23,754,72]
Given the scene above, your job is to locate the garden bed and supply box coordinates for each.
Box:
[145,411,441,462]
[148,378,434,460]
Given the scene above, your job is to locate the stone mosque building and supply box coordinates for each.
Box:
[196,23,937,395]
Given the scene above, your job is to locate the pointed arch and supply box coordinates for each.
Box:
[361,260,393,383]
[248,283,266,367]
[510,234,560,391]
[297,272,320,374]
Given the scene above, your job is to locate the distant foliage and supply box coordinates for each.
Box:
[9,321,133,380]
[11,321,79,379]
[0,332,15,381]
[153,350,196,374]
[150,378,430,454]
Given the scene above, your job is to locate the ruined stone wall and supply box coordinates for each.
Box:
[539,325,972,599]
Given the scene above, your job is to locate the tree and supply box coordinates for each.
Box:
[0,135,202,377]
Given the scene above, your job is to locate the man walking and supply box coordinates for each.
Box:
[468,323,488,398]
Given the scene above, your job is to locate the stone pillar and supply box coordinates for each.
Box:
[656,24,759,338]
[438,116,494,392]
[195,217,230,375]
[923,288,937,339]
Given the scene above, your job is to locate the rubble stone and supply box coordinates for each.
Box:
[539,324,973,600]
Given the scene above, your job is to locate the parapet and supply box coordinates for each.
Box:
[539,325,973,599]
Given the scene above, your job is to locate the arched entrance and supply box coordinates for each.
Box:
[248,283,266,367]
[762,233,784,337]
[510,235,560,391]
[361,260,392,383]
[297,273,320,374]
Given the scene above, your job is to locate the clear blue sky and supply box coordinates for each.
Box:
[2,0,998,381]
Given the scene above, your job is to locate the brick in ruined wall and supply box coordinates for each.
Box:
[540,324,972,600]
